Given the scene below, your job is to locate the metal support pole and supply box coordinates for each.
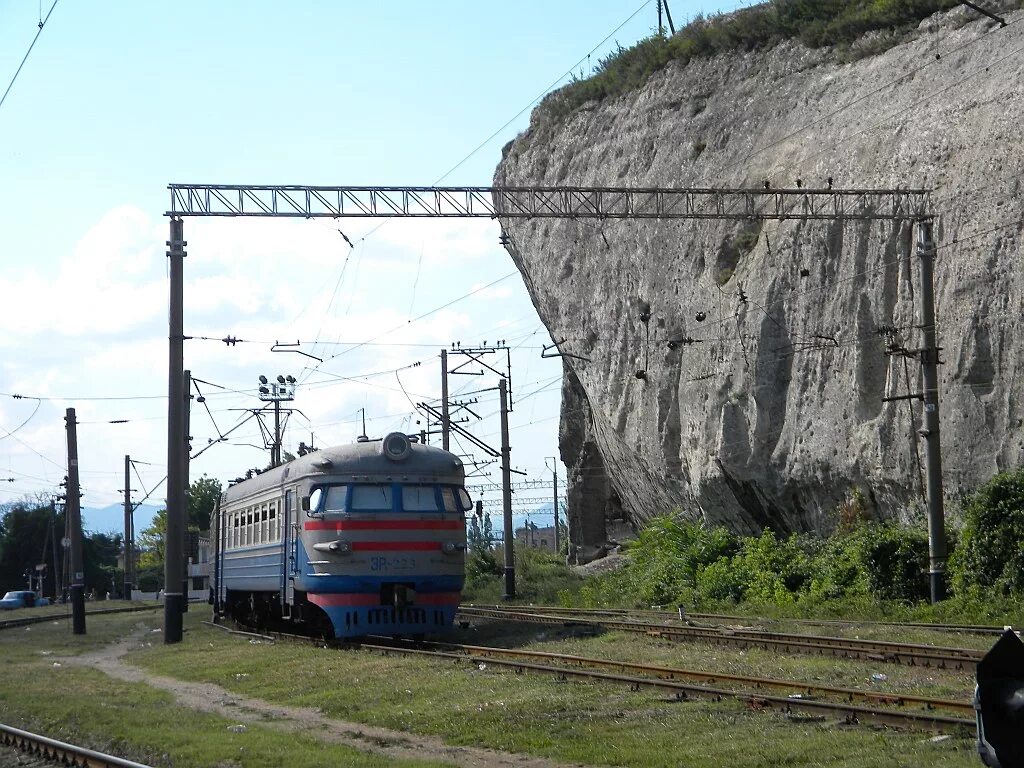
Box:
[182,369,191,614]
[65,407,85,634]
[917,220,947,603]
[550,459,560,555]
[49,500,60,602]
[165,218,186,642]
[273,398,281,467]
[440,349,450,451]
[123,455,132,599]
[499,379,515,600]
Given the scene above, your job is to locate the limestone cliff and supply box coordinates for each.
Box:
[495,5,1024,561]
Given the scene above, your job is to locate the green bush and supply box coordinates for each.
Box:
[626,516,738,605]
[951,468,1024,596]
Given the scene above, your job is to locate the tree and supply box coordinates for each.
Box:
[187,475,222,532]
[83,531,123,598]
[0,499,63,597]
[952,468,1024,596]
[137,508,167,570]
[138,476,223,572]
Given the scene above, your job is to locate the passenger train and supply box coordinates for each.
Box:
[212,432,470,639]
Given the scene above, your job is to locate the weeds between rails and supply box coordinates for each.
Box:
[458,606,983,671]
[213,618,972,733]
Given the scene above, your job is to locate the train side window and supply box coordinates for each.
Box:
[261,505,269,543]
[440,487,457,512]
[457,488,473,511]
[269,503,277,541]
[351,484,393,511]
[306,487,324,517]
[403,485,439,512]
[324,485,348,514]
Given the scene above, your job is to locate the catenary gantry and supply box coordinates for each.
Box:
[168,184,931,221]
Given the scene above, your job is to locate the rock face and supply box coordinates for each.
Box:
[495,6,1024,561]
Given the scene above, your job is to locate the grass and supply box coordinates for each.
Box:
[0,613,445,768]
[126,615,979,767]
[0,582,996,767]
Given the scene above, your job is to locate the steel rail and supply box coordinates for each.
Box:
[458,607,981,671]
[213,620,972,731]
[0,723,153,768]
[353,641,971,732]
[0,604,163,632]
[487,604,1009,637]
[409,639,971,715]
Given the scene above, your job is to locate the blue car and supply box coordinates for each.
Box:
[0,591,49,610]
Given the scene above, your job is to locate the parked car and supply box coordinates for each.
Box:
[0,591,49,610]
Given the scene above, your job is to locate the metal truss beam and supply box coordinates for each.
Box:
[168,184,931,222]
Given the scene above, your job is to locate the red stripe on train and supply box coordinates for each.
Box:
[309,592,462,607]
[304,520,463,531]
[351,541,441,551]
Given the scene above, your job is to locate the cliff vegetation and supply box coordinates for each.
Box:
[545,0,1019,117]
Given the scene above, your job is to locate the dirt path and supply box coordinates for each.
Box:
[61,630,581,768]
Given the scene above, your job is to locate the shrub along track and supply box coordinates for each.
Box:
[457,606,983,672]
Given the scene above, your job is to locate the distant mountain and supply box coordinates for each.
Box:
[81,503,162,536]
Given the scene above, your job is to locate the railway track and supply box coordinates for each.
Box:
[484,603,1010,637]
[209,620,973,732]
[353,638,973,732]
[0,723,153,768]
[458,606,983,671]
[0,605,163,632]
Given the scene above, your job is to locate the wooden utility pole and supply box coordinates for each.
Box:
[65,407,85,634]
[917,221,947,603]
[499,379,515,599]
[440,349,450,451]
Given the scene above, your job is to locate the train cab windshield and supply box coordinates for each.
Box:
[306,483,473,515]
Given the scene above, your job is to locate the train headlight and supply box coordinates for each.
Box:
[442,542,464,554]
[382,432,412,462]
[318,540,353,555]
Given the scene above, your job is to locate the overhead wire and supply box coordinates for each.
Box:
[0,0,60,114]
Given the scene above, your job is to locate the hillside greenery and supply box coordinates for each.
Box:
[543,0,1016,118]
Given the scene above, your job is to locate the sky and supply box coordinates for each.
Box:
[0,0,755,535]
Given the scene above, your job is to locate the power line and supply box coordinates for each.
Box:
[0,0,60,114]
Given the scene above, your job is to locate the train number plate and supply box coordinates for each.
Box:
[370,556,416,572]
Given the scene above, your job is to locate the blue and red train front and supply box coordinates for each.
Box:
[294,433,469,638]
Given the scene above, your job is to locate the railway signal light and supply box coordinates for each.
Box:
[975,628,1024,768]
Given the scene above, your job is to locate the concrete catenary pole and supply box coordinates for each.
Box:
[123,455,132,598]
[65,407,85,634]
[440,349,450,451]
[165,218,186,642]
[499,378,515,599]
[917,220,947,603]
